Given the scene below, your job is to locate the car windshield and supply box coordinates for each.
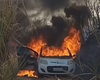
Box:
[40,48,73,58]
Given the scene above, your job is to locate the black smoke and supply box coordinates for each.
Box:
[64,5,91,28]
[64,5,92,44]
[15,16,71,47]
[40,0,69,10]
[31,16,69,47]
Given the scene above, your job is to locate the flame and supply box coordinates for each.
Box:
[28,25,81,58]
[28,36,47,54]
[17,25,81,78]
[17,70,38,78]
[62,27,81,57]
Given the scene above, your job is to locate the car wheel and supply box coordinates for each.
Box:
[37,71,44,78]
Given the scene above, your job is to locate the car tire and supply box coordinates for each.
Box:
[37,71,44,78]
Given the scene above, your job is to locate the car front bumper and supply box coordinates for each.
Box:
[38,62,75,74]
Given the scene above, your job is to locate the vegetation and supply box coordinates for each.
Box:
[75,0,100,79]
[0,0,19,80]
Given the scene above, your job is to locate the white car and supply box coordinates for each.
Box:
[38,49,75,75]
[17,47,75,75]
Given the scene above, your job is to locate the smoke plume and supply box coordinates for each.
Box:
[15,16,71,47]
[15,0,76,46]
[40,0,69,10]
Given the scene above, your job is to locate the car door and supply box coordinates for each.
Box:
[17,47,38,70]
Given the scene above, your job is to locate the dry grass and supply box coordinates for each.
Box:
[0,0,100,80]
[0,0,19,80]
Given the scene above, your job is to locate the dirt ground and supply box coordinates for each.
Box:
[17,77,62,80]
[17,77,82,80]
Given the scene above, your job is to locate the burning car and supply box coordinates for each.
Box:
[17,23,81,77]
[38,48,75,75]
[27,25,81,76]
[17,47,75,76]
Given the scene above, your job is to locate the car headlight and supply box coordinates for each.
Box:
[67,60,74,65]
[40,60,48,64]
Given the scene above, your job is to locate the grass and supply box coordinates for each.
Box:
[75,0,100,79]
[0,0,19,80]
[0,0,100,80]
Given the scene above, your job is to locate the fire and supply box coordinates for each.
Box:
[17,70,38,78]
[28,25,81,58]
[17,25,81,77]
[62,27,81,57]
[29,36,47,54]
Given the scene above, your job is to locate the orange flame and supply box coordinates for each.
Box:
[28,25,81,57]
[17,25,81,78]
[17,70,38,78]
